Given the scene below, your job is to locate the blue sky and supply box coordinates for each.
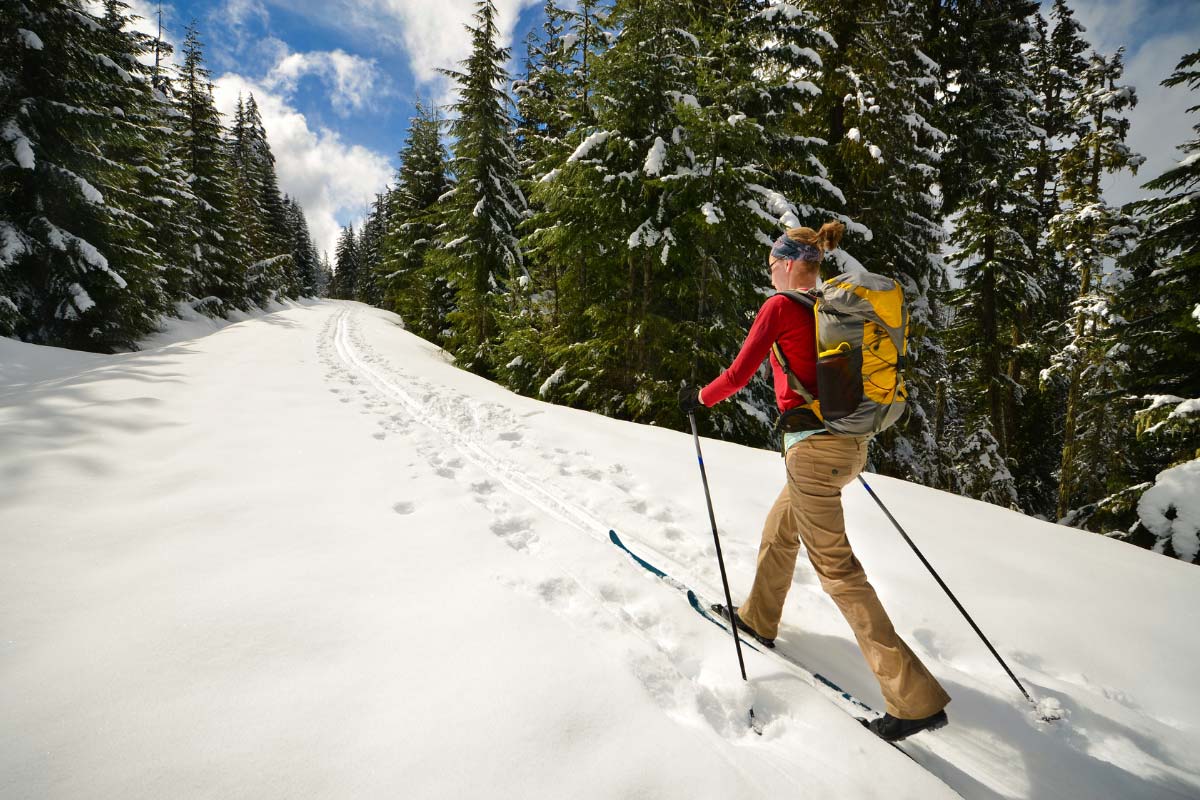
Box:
[123,0,1199,260]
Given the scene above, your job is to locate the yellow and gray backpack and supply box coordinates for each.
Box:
[771,272,909,436]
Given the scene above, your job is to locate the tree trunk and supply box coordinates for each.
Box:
[981,193,1006,457]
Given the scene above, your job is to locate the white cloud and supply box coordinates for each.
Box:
[215,0,270,45]
[265,0,541,89]
[212,74,394,260]
[264,46,390,116]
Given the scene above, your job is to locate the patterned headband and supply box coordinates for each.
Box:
[771,234,823,263]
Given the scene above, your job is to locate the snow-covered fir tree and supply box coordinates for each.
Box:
[96,0,196,312]
[356,194,389,308]
[332,224,360,301]
[229,94,294,306]
[791,0,954,484]
[173,22,245,315]
[517,0,841,437]
[283,195,320,297]
[229,96,269,271]
[0,0,170,350]
[512,0,574,177]
[497,0,606,399]
[382,101,451,339]
[315,252,334,298]
[1045,47,1142,523]
[1091,49,1199,561]
[998,0,1092,514]
[433,0,528,375]
[936,0,1042,509]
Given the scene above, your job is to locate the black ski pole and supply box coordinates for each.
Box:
[856,474,1058,720]
[688,411,761,734]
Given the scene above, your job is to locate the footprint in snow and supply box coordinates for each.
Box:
[535,577,576,603]
[490,516,536,551]
[497,431,522,442]
[392,502,415,515]
[597,582,627,603]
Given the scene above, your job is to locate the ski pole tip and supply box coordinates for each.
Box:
[1034,696,1066,723]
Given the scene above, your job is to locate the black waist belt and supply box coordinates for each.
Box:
[775,406,823,434]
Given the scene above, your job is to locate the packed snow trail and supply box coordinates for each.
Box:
[2,300,1198,799]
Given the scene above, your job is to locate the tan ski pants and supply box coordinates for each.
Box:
[737,434,951,720]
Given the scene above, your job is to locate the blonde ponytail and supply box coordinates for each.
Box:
[784,220,845,255]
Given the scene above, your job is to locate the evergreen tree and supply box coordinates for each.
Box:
[356,194,388,307]
[229,94,294,305]
[174,22,245,314]
[229,96,269,264]
[332,224,360,300]
[434,0,528,374]
[1046,47,1142,522]
[512,0,573,176]
[793,0,953,483]
[383,102,450,338]
[0,0,168,350]
[500,0,606,398]
[284,196,320,296]
[519,0,840,437]
[1000,0,1092,516]
[316,252,334,298]
[1094,49,1199,560]
[99,0,196,309]
[935,0,1041,508]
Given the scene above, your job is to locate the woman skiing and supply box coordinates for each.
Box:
[678,222,951,741]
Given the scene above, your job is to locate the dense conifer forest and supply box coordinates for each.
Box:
[0,1,327,353]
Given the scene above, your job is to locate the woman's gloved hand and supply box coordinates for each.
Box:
[678,384,704,415]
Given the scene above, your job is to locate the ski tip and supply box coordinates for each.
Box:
[749,708,764,736]
[608,529,620,544]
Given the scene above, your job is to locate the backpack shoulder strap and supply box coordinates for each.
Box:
[772,342,817,406]
[769,291,819,407]
[775,289,817,309]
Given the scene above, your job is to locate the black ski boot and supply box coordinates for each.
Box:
[710,603,776,649]
[862,710,948,741]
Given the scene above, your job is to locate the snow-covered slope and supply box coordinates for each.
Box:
[2,300,1197,799]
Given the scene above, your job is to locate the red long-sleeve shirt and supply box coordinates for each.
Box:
[701,293,817,412]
